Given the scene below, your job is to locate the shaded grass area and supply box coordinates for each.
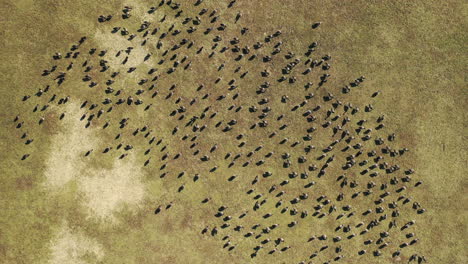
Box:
[0,0,466,263]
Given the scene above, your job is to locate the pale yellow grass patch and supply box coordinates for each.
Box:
[78,156,146,221]
[43,102,147,221]
[94,28,150,69]
[43,102,94,189]
[49,223,104,264]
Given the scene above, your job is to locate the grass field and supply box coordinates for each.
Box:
[0,0,466,263]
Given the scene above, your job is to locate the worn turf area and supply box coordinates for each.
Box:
[0,0,466,263]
